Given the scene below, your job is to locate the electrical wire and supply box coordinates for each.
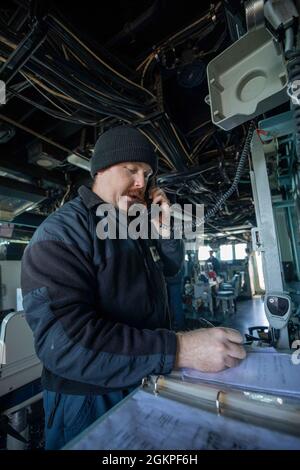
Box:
[0,112,86,157]
[47,15,156,100]
[171,122,256,235]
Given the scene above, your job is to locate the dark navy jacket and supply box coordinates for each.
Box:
[21,186,183,395]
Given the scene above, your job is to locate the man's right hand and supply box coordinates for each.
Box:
[175,327,246,372]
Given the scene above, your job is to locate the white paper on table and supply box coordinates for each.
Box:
[67,389,300,450]
[182,351,300,398]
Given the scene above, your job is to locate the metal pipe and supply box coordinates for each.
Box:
[273,200,295,208]
[6,409,28,450]
[285,27,295,54]
[287,206,300,279]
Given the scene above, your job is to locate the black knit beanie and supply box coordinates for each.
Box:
[91,126,158,177]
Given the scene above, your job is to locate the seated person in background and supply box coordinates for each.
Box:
[199,271,209,283]
[206,250,220,275]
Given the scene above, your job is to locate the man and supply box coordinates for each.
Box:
[21,126,245,449]
[206,250,221,275]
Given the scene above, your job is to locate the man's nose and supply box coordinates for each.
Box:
[133,172,146,188]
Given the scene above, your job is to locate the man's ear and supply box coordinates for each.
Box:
[92,172,101,188]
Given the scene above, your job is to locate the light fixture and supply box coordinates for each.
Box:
[0,177,46,221]
[36,158,55,168]
[28,142,62,170]
[67,153,90,172]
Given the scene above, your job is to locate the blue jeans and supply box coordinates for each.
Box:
[43,389,134,450]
